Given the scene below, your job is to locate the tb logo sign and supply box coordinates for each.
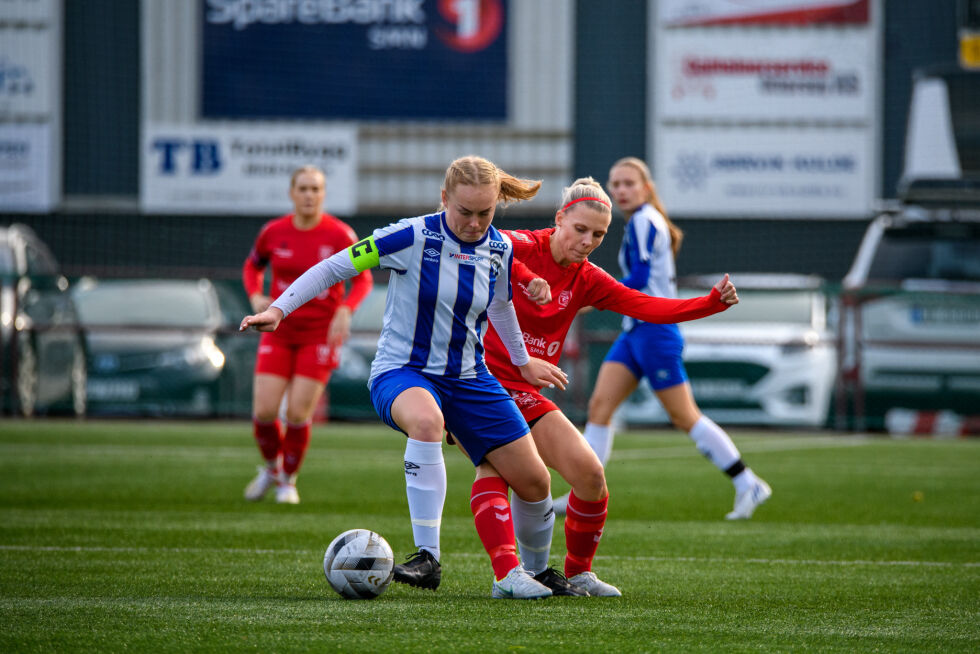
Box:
[151,138,222,175]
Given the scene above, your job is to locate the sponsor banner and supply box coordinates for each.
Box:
[141,123,357,215]
[0,30,57,115]
[656,29,873,121]
[201,0,507,120]
[659,0,869,26]
[654,125,873,218]
[0,124,55,211]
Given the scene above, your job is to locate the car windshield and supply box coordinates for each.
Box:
[866,223,980,282]
[680,289,817,324]
[74,281,216,328]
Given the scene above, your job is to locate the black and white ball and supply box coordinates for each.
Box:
[323,529,394,599]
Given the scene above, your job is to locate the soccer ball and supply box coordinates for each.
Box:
[322,529,394,599]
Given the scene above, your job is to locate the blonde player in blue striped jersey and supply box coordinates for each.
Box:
[241,156,567,599]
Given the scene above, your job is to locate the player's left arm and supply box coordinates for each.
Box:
[587,266,736,323]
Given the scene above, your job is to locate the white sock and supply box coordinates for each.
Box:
[403,439,445,562]
[510,494,554,576]
[688,416,742,478]
[583,422,614,466]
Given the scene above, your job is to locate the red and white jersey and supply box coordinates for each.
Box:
[243,213,372,343]
[484,228,729,393]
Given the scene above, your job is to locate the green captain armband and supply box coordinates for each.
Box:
[348,236,380,272]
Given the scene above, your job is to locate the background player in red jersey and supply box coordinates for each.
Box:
[241,166,373,504]
[476,177,739,596]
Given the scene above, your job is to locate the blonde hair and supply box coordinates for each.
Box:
[290,165,325,188]
[559,176,613,214]
[609,157,684,257]
[440,155,541,209]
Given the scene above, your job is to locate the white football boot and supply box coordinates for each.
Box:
[491,565,552,599]
[244,465,278,502]
[568,571,622,597]
[275,473,300,504]
[725,479,772,520]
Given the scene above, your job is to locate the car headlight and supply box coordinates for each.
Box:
[200,336,226,369]
[157,337,225,370]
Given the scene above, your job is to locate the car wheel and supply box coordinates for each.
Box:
[70,340,87,417]
[15,334,38,417]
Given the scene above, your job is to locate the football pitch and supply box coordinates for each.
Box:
[1,420,977,653]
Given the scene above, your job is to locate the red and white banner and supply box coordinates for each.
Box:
[656,29,873,121]
[885,409,980,438]
[659,0,869,27]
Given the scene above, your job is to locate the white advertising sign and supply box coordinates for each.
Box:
[0,124,54,211]
[0,30,56,115]
[659,0,870,26]
[655,126,873,218]
[656,29,873,121]
[141,123,358,215]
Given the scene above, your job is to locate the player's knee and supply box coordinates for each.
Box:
[586,394,613,423]
[407,413,444,442]
[576,463,607,500]
[514,473,550,503]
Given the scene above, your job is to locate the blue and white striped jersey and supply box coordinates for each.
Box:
[618,203,678,332]
[366,212,517,385]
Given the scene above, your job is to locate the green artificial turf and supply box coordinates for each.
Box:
[1,420,977,652]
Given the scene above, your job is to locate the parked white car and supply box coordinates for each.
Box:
[616,274,837,428]
[840,204,980,428]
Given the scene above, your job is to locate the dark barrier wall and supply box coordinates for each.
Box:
[0,1,963,283]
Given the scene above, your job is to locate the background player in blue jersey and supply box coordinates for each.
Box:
[240,155,568,599]
[577,156,771,521]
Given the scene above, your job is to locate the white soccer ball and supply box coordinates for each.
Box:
[322,529,394,599]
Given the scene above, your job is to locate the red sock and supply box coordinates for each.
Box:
[564,491,608,578]
[281,422,311,476]
[470,477,520,581]
[253,419,282,464]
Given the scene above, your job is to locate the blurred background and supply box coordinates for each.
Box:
[0,0,977,433]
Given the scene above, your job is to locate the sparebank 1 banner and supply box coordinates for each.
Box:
[201,0,507,120]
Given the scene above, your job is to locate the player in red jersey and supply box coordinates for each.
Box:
[477,177,739,596]
[241,166,373,504]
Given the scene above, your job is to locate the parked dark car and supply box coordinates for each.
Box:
[0,223,86,417]
[72,277,255,416]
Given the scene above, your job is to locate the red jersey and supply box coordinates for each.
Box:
[243,214,372,344]
[484,228,729,392]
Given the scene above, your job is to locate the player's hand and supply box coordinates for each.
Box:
[518,357,568,391]
[327,306,352,346]
[713,273,739,306]
[240,307,284,333]
[524,278,552,305]
[249,294,272,313]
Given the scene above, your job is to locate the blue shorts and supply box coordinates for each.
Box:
[604,323,688,391]
[370,367,530,466]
